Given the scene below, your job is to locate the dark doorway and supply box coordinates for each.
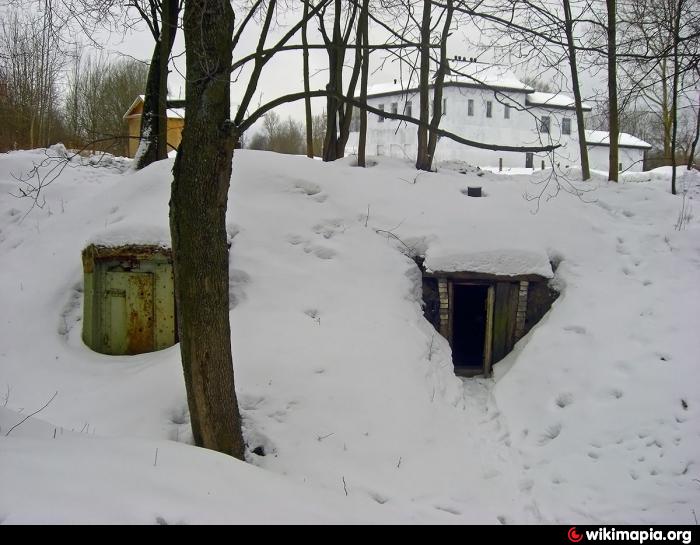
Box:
[525,152,534,168]
[452,284,489,369]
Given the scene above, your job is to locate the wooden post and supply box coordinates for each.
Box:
[499,157,503,172]
[483,285,495,377]
[541,160,545,170]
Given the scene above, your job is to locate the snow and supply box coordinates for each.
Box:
[166,108,185,119]
[526,91,592,111]
[365,62,534,97]
[0,147,699,524]
[425,247,553,278]
[586,130,653,149]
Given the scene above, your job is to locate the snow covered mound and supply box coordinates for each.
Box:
[0,148,698,524]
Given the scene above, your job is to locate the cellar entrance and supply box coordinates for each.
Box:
[452,284,489,369]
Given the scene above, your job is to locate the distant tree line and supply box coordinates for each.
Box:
[0,8,148,155]
[247,111,326,156]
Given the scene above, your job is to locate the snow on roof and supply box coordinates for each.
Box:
[424,247,554,278]
[445,61,534,92]
[365,62,534,98]
[526,91,592,111]
[123,95,186,119]
[585,130,652,149]
[86,224,171,249]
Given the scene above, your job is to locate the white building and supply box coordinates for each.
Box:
[349,59,651,172]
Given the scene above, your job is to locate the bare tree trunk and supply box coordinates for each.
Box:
[335,6,363,157]
[415,0,431,171]
[661,59,672,160]
[170,0,245,458]
[303,0,314,158]
[607,0,619,182]
[321,0,343,161]
[670,0,684,194]
[688,84,700,170]
[562,0,590,181]
[357,0,369,167]
[137,0,180,170]
[425,0,452,170]
[157,0,178,158]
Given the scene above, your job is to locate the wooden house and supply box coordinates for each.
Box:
[122,95,185,158]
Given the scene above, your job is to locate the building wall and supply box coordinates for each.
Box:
[587,145,646,173]
[125,102,143,158]
[351,85,649,172]
[124,103,184,159]
[354,86,583,169]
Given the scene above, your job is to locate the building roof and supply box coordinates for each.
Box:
[526,91,592,112]
[365,62,536,99]
[123,95,186,120]
[585,130,652,150]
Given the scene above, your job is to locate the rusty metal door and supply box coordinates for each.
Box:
[103,271,155,355]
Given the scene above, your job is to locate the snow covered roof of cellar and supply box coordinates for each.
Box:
[585,130,652,149]
[526,91,592,111]
[424,247,554,278]
[86,225,171,249]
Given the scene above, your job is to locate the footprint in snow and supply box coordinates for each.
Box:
[609,388,624,400]
[286,234,307,246]
[555,393,574,408]
[293,180,322,196]
[563,325,586,334]
[304,244,336,260]
[538,423,562,445]
[312,218,345,239]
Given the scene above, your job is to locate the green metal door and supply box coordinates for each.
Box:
[103,271,155,355]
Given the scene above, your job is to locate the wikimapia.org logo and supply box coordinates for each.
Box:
[567,527,693,544]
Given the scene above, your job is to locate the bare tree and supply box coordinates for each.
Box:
[0,9,67,150]
[65,54,148,154]
[170,0,244,458]
[606,0,619,182]
[135,0,181,169]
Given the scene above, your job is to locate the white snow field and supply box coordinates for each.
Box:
[0,147,698,524]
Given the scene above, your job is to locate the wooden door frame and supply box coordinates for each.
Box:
[448,280,496,377]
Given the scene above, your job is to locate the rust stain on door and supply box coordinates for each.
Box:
[126,272,155,354]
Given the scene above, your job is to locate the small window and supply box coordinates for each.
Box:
[378,104,384,123]
[468,99,474,117]
[486,101,492,118]
[504,105,510,119]
[391,102,398,115]
[562,117,571,135]
[540,115,550,134]
[406,101,412,118]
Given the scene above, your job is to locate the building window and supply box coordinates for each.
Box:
[406,101,412,118]
[504,105,510,119]
[486,101,492,118]
[378,104,384,123]
[468,99,474,116]
[391,102,398,115]
[540,115,550,134]
[562,117,571,135]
